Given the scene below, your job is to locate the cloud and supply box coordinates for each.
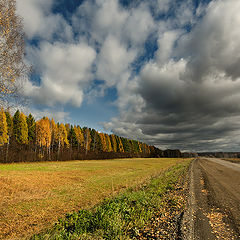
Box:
[18,0,240,151]
[24,41,96,107]
[30,108,70,123]
[105,0,240,152]
[17,0,72,40]
[96,35,136,87]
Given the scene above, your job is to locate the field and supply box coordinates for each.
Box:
[0,158,188,239]
[222,158,240,164]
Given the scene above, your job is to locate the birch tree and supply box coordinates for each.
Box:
[0,0,29,105]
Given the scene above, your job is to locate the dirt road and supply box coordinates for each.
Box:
[182,158,240,239]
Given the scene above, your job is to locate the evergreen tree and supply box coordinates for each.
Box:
[19,112,28,144]
[94,131,102,152]
[13,109,20,142]
[131,140,140,153]
[26,114,36,143]
[83,127,91,152]
[68,125,78,147]
[121,137,131,153]
[0,108,8,145]
[50,118,56,148]
[90,129,101,151]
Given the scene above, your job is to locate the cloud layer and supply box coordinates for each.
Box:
[17,0,240,151]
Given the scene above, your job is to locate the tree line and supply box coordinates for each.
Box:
[0,109,160,163]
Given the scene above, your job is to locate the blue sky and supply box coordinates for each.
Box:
[16,0,240,151]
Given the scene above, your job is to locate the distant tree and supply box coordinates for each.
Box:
[4,109,12,161]
[0,108,8,145]
[121,137,131,153]
[0,0,29,106]
[5,110,12,137]
[83,127,91,154]
[13,109,20,142]
[26,114,35,143]
[138,141,142,153]
[50,118,57,149]
[94,131,102,152]
[58,123,69,147]
[74,126,84,151]
[142,143,150,154]
[131,140,140,153]
[68,125,78,148]
[105,134,113,152]
[115,136,124,153]
[65,123,70,138]
[90,129,96,151]
[36,117,51,148]
[99,132,107,152]
[18,112,28,144]
[110,135,117,152]
[54,123,69,158]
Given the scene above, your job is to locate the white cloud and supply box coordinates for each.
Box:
[30,108,70,123]
[124,3,155,46]
[24,42,96,107]
[17,0,72,40]
[157,0,171,14]
[95,0,128,38]
[156,30,183,65]
[96,35,136,86]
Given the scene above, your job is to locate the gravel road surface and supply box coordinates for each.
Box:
[182,158,240,239]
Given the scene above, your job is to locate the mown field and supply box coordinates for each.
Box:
[0,158,189,239]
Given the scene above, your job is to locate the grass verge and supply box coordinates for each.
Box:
[31,160,191,240]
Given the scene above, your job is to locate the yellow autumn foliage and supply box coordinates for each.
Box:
[36,117,51,147]
[0,108,8,145]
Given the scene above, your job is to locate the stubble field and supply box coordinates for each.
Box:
[0,158,187,239]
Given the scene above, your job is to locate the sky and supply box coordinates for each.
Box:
[15,0,240,152]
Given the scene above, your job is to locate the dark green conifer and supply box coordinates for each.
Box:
[26,114,36,143]
[68,125,78,147]
[13,110,20,142]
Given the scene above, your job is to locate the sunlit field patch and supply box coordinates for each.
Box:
[0,158,188,239]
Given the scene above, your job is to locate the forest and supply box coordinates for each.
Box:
[0,108,162,163]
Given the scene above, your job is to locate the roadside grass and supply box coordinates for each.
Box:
[31,160,191,240]
[222,158,240,164]
[0,158,187,239]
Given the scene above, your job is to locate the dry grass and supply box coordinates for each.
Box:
[222,158,240,164]
[0,158,187,239]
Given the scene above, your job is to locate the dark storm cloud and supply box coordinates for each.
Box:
[106,0,240,152]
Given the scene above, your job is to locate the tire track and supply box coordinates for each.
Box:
[182,158,240,239]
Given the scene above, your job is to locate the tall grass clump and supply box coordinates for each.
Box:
[31,160,191,240]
